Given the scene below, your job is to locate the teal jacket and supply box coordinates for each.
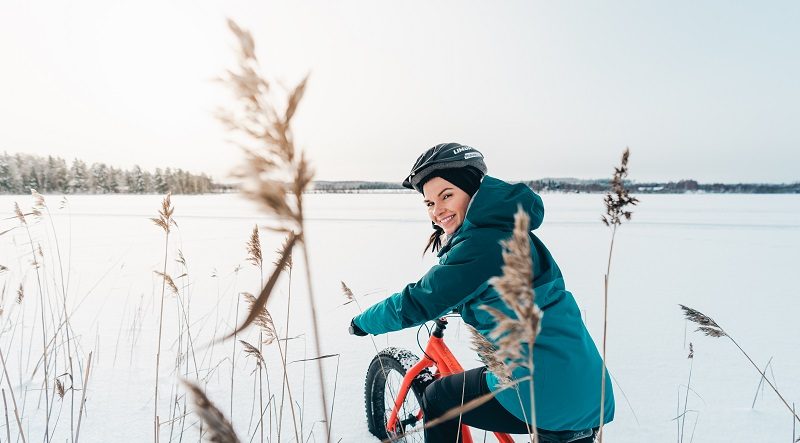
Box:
[353,176,614,431]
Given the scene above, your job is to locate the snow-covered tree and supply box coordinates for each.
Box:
[90,163,109,193]
[68,159,89,193]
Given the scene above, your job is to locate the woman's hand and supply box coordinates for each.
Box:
[349,319,368,336]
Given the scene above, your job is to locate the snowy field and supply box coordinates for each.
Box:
[0,192,798,442]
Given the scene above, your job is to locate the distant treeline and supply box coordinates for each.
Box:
[3,153,796,195]
[525,178,800,194]
[313,179,800,194]
[0,152,232,195]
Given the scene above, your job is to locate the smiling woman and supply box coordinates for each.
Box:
[350,142,614,442]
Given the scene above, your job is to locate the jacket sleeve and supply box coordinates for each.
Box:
[353,228,504,335]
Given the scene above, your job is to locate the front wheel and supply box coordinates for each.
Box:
[364,347,433,442]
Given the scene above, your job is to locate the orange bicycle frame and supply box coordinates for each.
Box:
[386,318,514,443]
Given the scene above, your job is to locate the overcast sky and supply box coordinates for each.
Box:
[1,1,798,183]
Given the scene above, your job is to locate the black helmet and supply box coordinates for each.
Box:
[402,143,487,192]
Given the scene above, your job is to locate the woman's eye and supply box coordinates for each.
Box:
[426,202,433,207]
[443,193,451,200]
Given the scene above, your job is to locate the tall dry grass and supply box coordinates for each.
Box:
[481,207,541,442]
[597,148,638,442]
[32,189,78,440]
[679,304,800,423]
[0,193,94,443]
[151,193,176,442]
[13,201,52,440]
[217,18,330,442]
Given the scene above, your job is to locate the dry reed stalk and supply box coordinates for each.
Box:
[229,284,239,426]
[151,193,176,443]
[32,189,77,443]
[679,304,800,422]
[244,225,266,443]
[275,236,294,443]
[183,380,240,443]
[219,18,329,442]
[2,389,10,442]
[679,343,694,443]
[243,291,301,442]
[751,357,775,409]
[74,351,92,443]
[14,199,52,440]
[164,251,200,441]
[480,207,540,442]
[0,349,26,443]
[597,148,638,442]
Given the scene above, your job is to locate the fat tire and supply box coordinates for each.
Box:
[364,347,433,440]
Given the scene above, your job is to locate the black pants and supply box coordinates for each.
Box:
[421,367,597,443]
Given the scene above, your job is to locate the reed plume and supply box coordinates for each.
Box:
[482,208,542,369]
[152,193,176,442]
[183,380,240,443]
[239,340,265,369]
[242,292,276,346]
[154,272,180,296]
[219,18,328,441]
[272,236,294,272]
[31,189,45,210]
[13,203,25,225]
[679,304,800,422]
[55,379,66,399]
[246,225,263,268]
[481,207,540,441]
[597,148,638,442]
[601,148,639,227]
[150,193,176,234]
[340,281,354,304]
[467,325,511,385]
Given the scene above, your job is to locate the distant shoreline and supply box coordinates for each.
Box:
[2,180,798,196]
[310,179,800,195]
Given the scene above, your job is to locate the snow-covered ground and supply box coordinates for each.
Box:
[0,192,798,442]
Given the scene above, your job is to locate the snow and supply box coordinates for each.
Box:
[0,192,798,442]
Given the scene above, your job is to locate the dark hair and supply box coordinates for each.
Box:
[423,224,445,254]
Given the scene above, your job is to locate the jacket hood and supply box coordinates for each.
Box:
[464,176,544,232]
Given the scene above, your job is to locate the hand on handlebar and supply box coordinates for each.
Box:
[349,319,368,336]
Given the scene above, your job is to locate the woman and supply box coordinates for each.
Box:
[350,143,614,442]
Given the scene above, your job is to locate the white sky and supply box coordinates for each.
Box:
[1,1,798,183]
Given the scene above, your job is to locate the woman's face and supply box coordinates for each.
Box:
[423,176,471,235]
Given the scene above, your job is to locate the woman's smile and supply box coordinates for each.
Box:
[438,213,456,226]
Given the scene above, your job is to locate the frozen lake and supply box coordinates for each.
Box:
[0,191,798,442]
